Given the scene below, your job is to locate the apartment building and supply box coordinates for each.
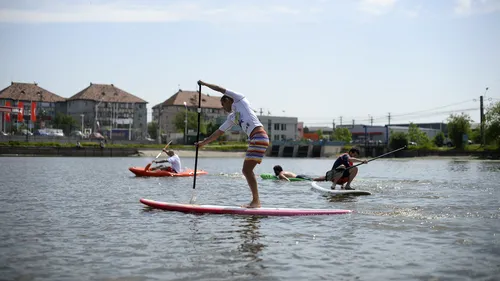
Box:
[0,82,66,133]
[66,83,148,139]
[152,89,224,134]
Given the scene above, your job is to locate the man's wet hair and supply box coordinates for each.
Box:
[273,165,283,176]
[349,147,360,155]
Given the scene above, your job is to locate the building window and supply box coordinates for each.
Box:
[268,120,272,132]
[274,123,280,130]
[274,135,280,141]
[281,124,286,130]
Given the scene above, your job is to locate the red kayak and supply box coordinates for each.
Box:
[129,167,208,177]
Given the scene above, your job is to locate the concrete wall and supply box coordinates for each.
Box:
[0,146,138,157]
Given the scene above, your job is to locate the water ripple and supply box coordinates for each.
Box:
[0,157,499,281]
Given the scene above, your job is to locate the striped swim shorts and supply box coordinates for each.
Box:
[245,129,269,163]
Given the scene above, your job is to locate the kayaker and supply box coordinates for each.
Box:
[314,147,367,190]
[152,150,181,173]
[195,80,269,208]
[272,165,313,181]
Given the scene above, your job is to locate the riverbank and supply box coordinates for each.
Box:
[138,149,246,158]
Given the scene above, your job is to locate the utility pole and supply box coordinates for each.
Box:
[259,108,263,116]
[339,116,343,126]
[388,112,391,125]
[332,119,335,130]
[480,95,484,146]
[352,119,355,128]
[482,87,489,146]
[370,115,373,126]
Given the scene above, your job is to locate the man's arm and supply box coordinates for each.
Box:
[348,157,368,164]
[154,159,168,164]
[195,129,225,147]
[278,172,290,181]
[198,80,226,94]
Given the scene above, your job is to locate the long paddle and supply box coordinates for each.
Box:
[348,145,406,170]
[326,146,406,181]
[189,82,203,204]
[145,141,172,170]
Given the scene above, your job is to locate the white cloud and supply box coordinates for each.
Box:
[0,0,312,23]
[454,0,500,15]
[358,0,398,15]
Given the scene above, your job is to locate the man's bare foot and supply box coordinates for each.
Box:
[241,201,261,208]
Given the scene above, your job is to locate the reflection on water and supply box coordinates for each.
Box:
[446,160,472,172]
[236,216,265,261]
[477,161,500,172]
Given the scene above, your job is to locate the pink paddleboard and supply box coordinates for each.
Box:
[140,198,352,216]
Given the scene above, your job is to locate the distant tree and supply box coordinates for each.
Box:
[447,113,473,149]
[332,128,352,143]
[303,126,310,133]
[390,131,408,150]
[148,121,158,140]
[53,113,77,135]
[206,121,219,137]
[174,111,207,134]
[433,131,445,147]
[317,129,324,140]
[485,101,500,146]
[408,122,431,146]
[469,128,481,144]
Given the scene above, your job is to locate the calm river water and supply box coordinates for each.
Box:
[0,156,499,281]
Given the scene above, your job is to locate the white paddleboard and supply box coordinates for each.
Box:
[311,182,372,196]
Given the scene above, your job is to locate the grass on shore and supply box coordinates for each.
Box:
[1,141,498,152]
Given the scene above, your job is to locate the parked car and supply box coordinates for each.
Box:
[34,129,49,136]
[70,131,86,138]
[17,129,33,136]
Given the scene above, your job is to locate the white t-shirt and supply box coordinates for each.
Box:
[218,89,263,136]
[167,154,181,173]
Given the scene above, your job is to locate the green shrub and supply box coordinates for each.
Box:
[390,132,408,150]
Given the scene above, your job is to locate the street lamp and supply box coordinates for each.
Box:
[80,114,84,133]
[20,91,29,142]
[94,92,106,133]
[183,101,188,144]
[157,107,163,144]
[36,92,42,131]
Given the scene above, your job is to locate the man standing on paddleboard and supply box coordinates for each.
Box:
[195,80,269,208]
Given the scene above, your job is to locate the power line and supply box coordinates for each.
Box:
[299,99,479,126]
[390,99,475,118]
[302,107,479,126]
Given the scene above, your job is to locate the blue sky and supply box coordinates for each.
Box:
[1,0,499,127]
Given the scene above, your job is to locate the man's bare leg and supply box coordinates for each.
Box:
[241,160,261,208]
[330,173,343,190]
[344,167,358,190]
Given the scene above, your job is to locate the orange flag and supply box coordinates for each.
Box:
[5,101,11,122]
[17,102,24,121]
[31,102,36,122]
